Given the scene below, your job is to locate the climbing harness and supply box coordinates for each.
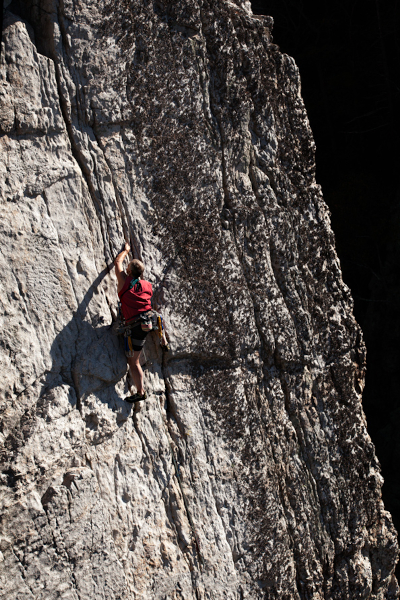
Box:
[112,309,151,336]
[154,395,204,569]
[113,308,169,350]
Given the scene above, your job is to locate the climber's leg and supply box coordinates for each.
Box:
[127,351,145,396]
[124,324,148,402]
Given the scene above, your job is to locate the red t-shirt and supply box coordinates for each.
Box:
[118,277,153,322]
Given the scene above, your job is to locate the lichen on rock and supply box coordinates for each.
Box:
[0,1,398,599]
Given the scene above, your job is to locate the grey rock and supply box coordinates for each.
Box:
[0,1,398,599]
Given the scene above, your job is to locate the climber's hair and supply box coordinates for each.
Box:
[127,259,145,278]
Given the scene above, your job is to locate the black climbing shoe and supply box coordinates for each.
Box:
[125,392,147,403]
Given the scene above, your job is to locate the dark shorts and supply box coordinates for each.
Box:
[124,323,149,357]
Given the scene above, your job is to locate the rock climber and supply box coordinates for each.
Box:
[114,242,153,403]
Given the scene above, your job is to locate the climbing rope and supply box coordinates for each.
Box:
[154,392,204,570]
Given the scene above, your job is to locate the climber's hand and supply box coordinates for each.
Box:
[124,242,131,253]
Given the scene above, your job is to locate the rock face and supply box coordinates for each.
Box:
[0,1,398,598]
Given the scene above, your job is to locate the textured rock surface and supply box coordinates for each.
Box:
[0,1,398,598]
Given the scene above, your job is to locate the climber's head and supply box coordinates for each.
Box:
[127,259,145,279]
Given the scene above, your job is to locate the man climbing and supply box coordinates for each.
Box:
[115,242,153,403]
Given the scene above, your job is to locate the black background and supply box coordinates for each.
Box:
[251,0,400,565]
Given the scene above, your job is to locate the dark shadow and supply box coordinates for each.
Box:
[39,259,169,440]
[39,262,134,438]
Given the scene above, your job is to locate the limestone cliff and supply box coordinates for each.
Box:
[0,1,398,598]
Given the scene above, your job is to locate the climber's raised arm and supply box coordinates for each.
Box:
[114,242,130,293]
[115,243,130,282]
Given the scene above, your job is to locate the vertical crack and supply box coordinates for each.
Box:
[157,351,205,576]
[196,10,275,376]
[38,0,115,266]
[90,128,142,260]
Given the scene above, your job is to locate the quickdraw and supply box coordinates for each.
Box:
[157,314,170,351]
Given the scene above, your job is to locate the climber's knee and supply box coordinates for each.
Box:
[127,350,141,365]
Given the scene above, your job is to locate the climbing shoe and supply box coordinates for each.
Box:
[125,392,147,403]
